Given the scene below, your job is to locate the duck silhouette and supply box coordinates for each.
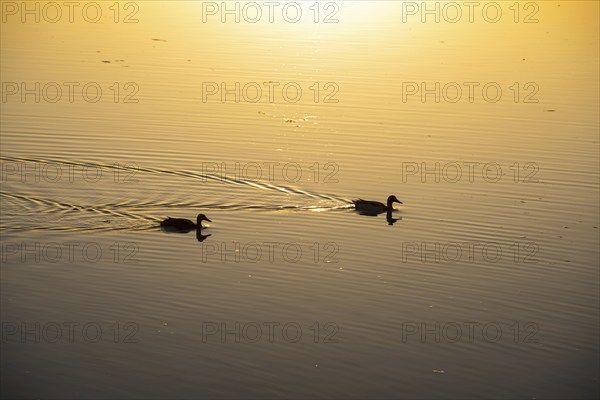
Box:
[353,195,402,216]
[160,214,211,233]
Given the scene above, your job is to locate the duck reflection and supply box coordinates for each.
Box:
[386,210,401,225]
[196,230,212,242]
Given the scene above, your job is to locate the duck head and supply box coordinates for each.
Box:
[196,214,212,227]
[387,195,402,206]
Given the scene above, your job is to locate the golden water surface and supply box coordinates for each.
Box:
[1,1,599,399]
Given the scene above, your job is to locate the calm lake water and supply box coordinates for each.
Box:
[1,1,598,399]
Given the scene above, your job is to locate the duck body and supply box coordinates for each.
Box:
[160,214,211,233]
[353,195,402,216]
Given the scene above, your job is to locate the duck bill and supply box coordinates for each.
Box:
[205,217,212,222]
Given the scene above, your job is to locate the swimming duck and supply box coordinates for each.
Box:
[353,195,402,215]
[160,214,211,232]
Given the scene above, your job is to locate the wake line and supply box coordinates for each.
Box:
[1,191,353,214]
[0,191,353,233]
[0,224,157,233]
[0,192,159,223]
[0,156,352,203]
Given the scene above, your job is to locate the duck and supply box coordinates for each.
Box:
[160,213,211,233]
[353,195,402,216]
